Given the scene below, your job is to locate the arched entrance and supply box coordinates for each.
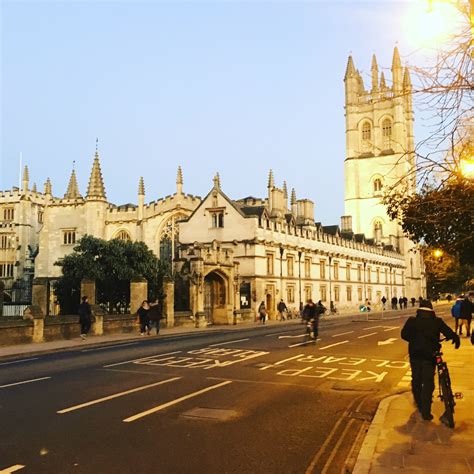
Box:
[204,271,227,324]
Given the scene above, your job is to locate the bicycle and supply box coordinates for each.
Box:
[435,339,463,428]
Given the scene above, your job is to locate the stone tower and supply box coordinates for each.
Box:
[344,48,425,297]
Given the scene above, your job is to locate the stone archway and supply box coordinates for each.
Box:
[204,271,228,324]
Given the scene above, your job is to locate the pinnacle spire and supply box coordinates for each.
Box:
[23,165,29,182]
[44,178,52,195]
[282,181,288,200]
[371,54,379,92]
[86,145,106,200]
[138,176,145,196]
[32,182,37,193]
[380,72,387,90]
[213,172,221,189]
[344,55,356,80]
[403,66,412,90]
[176,166,183,185]
[64,168,82,199]
[290,188,297,205]
[392,46,402,70]
[267,169,274,188]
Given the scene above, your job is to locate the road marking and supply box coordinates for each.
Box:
[103,351,182,368]
[318,340,349,350]
[123,380,232,423]
[0,358,38,367]
[81,342,138,353]
[265,330,299,337]
[289,339,321,348]
[362,326,384,330]
[0,377,51,389]
[383,326,399,331]
[0,465,25,473]
[331,331,353,338]
[321,419,356,473]
[305,396,364,473]
[358,332,377,339]
[279,334,306,339]
[57,377,181,414]
[397,370,412,388]
[209,338,249,347]
[378,338,398,346]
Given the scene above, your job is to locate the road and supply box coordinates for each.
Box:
[0,310,426,473]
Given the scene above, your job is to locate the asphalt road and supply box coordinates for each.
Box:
[0,309,434,474]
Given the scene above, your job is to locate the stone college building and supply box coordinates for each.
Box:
[1,48,426,323]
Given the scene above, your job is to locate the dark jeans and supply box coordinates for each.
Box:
[151,320,161,334]
[140,318,151,334]
[80,319,91,335]
[410,358,436,417]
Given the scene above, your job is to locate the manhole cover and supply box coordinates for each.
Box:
[181,408,238,421]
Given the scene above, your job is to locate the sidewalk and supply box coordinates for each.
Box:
[0,306,408,361]
[354,338,474,473]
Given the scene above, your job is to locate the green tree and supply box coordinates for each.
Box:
[53,235,167,314]
[384,180,474,265]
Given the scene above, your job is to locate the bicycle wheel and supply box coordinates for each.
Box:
[439,372,455,428]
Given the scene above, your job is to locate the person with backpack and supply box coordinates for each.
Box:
[451,296,464,335]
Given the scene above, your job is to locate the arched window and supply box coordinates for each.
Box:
[382,118,392,149]
[373,178,383,193]
[115,230,131,241]
[158,213,187,268]
[362,122,372,141]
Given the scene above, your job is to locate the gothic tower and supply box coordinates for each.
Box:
[344,48,425,297]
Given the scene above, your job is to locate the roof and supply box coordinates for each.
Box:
[239,205,267,217]
[323,225,340,236]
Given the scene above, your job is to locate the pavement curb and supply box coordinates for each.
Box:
[352,394,402,474]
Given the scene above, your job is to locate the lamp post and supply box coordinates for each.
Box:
[298,250,302,308]
[279,246,284,303]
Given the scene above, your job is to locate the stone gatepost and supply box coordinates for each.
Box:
[0,280,4,317]
[130,278,148,315]
[164,280,174,328]
[24,306,45,343]
[32,278,49,317]
[80,279,96,305]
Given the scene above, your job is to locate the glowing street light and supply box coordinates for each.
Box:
[433,249,444,258]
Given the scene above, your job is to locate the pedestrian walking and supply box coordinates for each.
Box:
[391,296,398,310]
[403,297,408,309]
[277,299,288,321]
[381,296,387,310]
[401,299,460,421]
[258,301,267,324]
[398,296,404,310]
[78,296,92,340]
[410,297,416,307]
[137,300,151,335]
[451,295,463,335]
[148,298,163,335]
[459,295,473,337]
[303,299,323,343]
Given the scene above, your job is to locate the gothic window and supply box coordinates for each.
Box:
[0,262,14,277]
[115,230,131,241]
[361,122,372,141]
[3,208,14,221]
[158,213,187,268]
[211,211,224,228]
[373,178,383,194]
[382,118,392,149]
[287,255,294,277]
[62,230,76,245]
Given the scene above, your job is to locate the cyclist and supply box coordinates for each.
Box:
[401,299,460,421]
[303,300,319,343]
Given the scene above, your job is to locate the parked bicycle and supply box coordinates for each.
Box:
[436,339,463,428]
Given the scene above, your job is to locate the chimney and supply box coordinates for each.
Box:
[341,215,353,233]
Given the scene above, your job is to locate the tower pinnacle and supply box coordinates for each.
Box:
[64,167,82,199]
[86,144,107,200]
[267,169,274,188]
[371,54,379,92]
[138,176,145,196]
[176,166,183,194]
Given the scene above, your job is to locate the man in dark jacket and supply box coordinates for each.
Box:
[391,296,398,310]
[401,300,460,421]
[277,299,288,321]
[148,298,163,335]
[459,296,473,337]
[78,296,92,340]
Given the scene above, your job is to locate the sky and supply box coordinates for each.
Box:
[1,0,436,225]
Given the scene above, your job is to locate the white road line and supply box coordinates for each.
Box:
[81,342,138,353]
[318,340,349,350]
[209,338,249,347]
[358,332,378,339]
[331,331,354,338]
[265,330,300,337]
[103,351,182,368]
[123,380,233,423]
[279,334,306,339]
[274,354,305,365]
[383,326,400,331]
[362,326,384,331]
[0,358,38,367]
[57,377,181,414]
[0,465,25,473]
[289,339,321,348]
[0,377,51,389]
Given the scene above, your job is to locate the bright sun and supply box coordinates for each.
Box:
[403,1,466,49]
